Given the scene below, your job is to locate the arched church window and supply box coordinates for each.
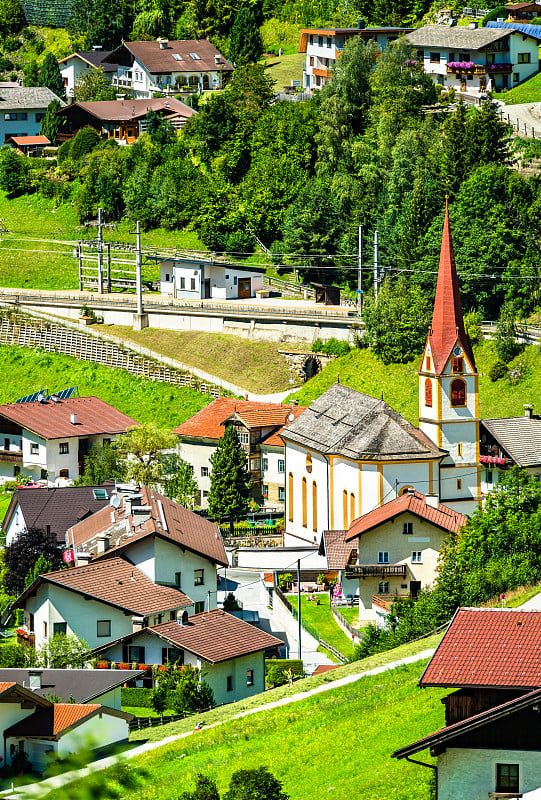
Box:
[425,378,433,407]
[288,472,294,522]
[312,481,317,532]
[306,453,313,474]
[450,378,466,407]
[302,478,307,527]
[343,489,348,529]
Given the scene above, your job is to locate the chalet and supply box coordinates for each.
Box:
[102,39,233,98]
[2,483,114,545]
[67,485,228,612]
[173,399,305,509]
[393,607,541,800]
[54,96,196,144]
[480,406,541,494]
[0,87,64,143]
[58,49,119,99]
[299,23,414,90]
[0,395,139,485]
[407,24,541,93]
[160,257,265,301]
[506,2,541,21]
[92,609,283,704]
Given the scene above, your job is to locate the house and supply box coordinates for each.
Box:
[0,395,139,486]
[0,87,64,143]
[0,681,54,765]
[13,556,193,650]
[282,202,481,547]
[58,49,119,99]
[392,607,541,800]
[2,484,115,545]
[506,2,541,22]
[0,667,144,709]
[67,485,228,612]
[319,529,358,601]
[407,24,541,94]
[172,399,305,509]
[341,491,466,624]
[160,257,265,300]
[299,23,414,89]
[54,96,196,145]
[5,135,51,156]
[480,407,541,494]
[91,609,283,705]
[102,38,234,98]
[5,702,132,773]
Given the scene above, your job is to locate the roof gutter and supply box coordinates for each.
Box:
[405,756,437,799]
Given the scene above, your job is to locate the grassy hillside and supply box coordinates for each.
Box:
[262,52,305,89]
[501,72,541,104]
[290,340,541,423]
[0,346,211,429]
[42,652,447,800]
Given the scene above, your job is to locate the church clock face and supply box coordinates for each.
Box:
[453,345,463,357]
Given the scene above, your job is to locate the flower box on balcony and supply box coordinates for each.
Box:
[138,664,150,671]
[118,663,131,670]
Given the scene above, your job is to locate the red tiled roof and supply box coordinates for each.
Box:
[14,557,191,616]
[420,607,541,689]
[0,682,16,694]
[312,665,341,675]
[345,491,467,542]
[92,609,283,663]
[4,703,132,738]
[8,135,51,145]
[173,398,304,442]
[112,40,233,74]
[0,396,139,440]
[427,202,476,376]
[322,530,357,570]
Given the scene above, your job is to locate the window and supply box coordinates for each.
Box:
[318,36,323,47]
[349,492,355,525]
[305,453,312,474]
[326,36,332,47]
[194,569,204,586]
[35,112,45,122]
[189,52,201,60]
[103,438,111,446]
[195,600,205,613]
[278,486,285,501]
[4,113,17,120]
[28,613,34,633]
[411,551,422,563]
[288,472,294,520]
[20,113,27,120]
[513,72,520,82]
[13,466,20,477]
[459,52,470,61]
[227,675,233,691]
[30,442,39,454]
[93,488,108,500]
[457,479,462,490]
[310,56,314,66]
[302,477,307,527]
[378,551,389,564]
[466,72,474,81]
[448,52,454,62]
[450,378,466,407]
[238,431,249,445]
[97,620,111,637]
[262,457,268,471]
[165,273,170,282]
[3,438,8,450]
[457,443,462,457]
[262,484,269,498]
[496,764,519,793]
[430,52,440,63]
[247,669,254,685]
[43,621,48,638]
[452,356,463,374]
[309,34,313,45]
[378,581,389,594]
[162,647,183,664]
[312,481,318,532]
[518,52,531,63]
[417,49,425,60]
[201,466,209,477]
[251,458,260,471]
[426,355,431,371]
[234,276,237,285]
[59,469,69,479]
[123,645,145,663]
[59,442,69,454]
[486,469,493,484]
[278,459,285,473]
[180,277,185,289]
[175,572,181,587]
[53,622,67,637]
[425,378,433,407]
[343,489,348,529]
[190,278,196,291]
[403,522,413,535]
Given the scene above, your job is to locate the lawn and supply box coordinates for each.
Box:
[0,345,212,429]
[262,52,306,90]
[0,491,12,522]
[123,706,175,718]
[297,593,355,656]
[44,649,447,800]
[289,340,541,424]
[339,606,362,628]
[93,326,297,393]
[501,72,541,103]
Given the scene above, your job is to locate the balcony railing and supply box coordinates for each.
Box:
[111,77,134,89]
[0,449,22,463]
[372,593,408,612]
[345,564,407,579]
[447,62,513,75]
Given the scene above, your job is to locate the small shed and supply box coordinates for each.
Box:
[160,257,265,300]
[311,283,340,306]
[6,135,51,156]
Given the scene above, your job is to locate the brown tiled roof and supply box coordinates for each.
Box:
[321,530,357,570]
[69,486,227,566]
[4,703,132,739]
[420,608,541,689]
[61,96,195,123]
[173,398,304,443]
[14,557,192,616]
[0,682,50,708]
[0,682,16,694]
[111,40,233,74]
[0,397,139,440]
[92,609,283,663]
[345,491,467,542]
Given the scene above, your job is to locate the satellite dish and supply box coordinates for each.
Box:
[288,413,295,422]
[110,494,121,509]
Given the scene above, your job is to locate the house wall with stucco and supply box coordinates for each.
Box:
[437,747,541,800]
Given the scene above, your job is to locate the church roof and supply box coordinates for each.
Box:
[427,203,476,376]
[280,383,446,461]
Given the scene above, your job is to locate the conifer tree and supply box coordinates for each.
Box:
[465,100,509,171]
[208,426,251,535]
[39,52,65,101]
[229,8,263,66]
[40,99,63,144]
[440,97,468,198]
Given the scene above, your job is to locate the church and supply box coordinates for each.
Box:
[282,203,482,546]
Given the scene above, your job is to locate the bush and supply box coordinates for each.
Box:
[464,309,483,344]
[264,659,302,678]
[311,337,351,357]
[70,126,100,161]
[57,139,72,164]
[121,687,153,708]
[266,664,287,687]
[489,360,507,382]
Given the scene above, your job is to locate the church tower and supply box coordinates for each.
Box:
[419,200,480,513]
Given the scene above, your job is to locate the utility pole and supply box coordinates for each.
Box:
[78,243,82,291]
[374,229,379,302]
[106,244,111,293]
[357,224,363,316]
[97,207,103,294]
[297,558,301,659]
[136,220,143,317]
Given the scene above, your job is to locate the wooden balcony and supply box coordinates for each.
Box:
[345,564,407,579]
[446,64,512,75]
[0,448,22,464]
[372,593,408,612]
[313,67,332,78]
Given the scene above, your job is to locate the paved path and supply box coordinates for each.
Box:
[7,647,436,799]
[518,592,541,610]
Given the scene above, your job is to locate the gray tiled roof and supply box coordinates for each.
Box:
[482,417,541,467]
[407,24,512,50]
[281,384,445,461]
[0,668,144,703]
[0,87,65,111]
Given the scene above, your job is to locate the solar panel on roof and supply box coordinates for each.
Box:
[486,20,541,39]
[51,386,77,400]
[15,390,47,404]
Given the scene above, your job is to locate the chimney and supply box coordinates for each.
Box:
[357,17,365,28]
[468,20,478,27]
[177,609,189,626]
[76,552,92,566]
[96,535,109,555]
[70,413,77,425]
[157,37,168,49]
[524,404,533,419]
[425,494,439,509]
[132,616,145,633]
[28,669,43,690]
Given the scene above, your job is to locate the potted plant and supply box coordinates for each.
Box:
[79,304,97,325]
[278,572,293,592]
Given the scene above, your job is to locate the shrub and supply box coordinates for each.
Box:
[489,360,507,382]
[70,126,100,161]
[311,337,350,356]
[464,309,483,344]
[311,338,323,353]
[264,658,302,678]
[121,687,153,708]
[57,139,72,164]
[266,664,287,687]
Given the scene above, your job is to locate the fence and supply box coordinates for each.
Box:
[331,606,361,640]
[263,276,316,298]
[462,7,490,17]
[222,532,284,548]
[128,707,215,731]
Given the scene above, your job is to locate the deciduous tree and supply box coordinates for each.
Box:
[4,527,63,596]
[116,423,176,487]
[74,67,116,102]
[162,454,198,508]
[76,442,127,486]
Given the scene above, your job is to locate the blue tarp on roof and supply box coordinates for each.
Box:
[486,20,541,41]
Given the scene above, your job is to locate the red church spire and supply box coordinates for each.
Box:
[427,199,476,376]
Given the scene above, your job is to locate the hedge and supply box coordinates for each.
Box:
[121,687,153,708]
[264,659,303,676]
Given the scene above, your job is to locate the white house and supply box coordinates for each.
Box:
[479,408,541,495]
[160,257,265,301]
[407,23,541,93]
[102,39,233,98]
[0,87,64,143]
[92,609,283,705]
[299,23,414,90]
[0,395,139,486]
[58,49,118,99]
